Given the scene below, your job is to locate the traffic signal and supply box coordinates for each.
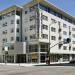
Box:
[64,38,71,44]
[66,38,71,43]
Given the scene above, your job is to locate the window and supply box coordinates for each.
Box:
[73,41,75,44]
[63,31,67,35]
[3,22,7,27]
[30,34,36,39]
[42,24,48,30]
[11,10,15,15]
[40,44,48,52]
[29,6,35,12]
[11,20,14,24]
[0,16,2,20]
[72,34,75,38]
[30,25,35,30]
[25,37,27,41]
[25,11,28,14]
[2,30,7,34]
[29,45,38,52]
[63,46,67,50]
[58,43,62,49]
[2,47,4,51]
[11,37,14,41]
[42,34,48,39]
[72,28,75,31]
[16,37,20,41]
[17,19,19,24]
[30,16,35,21]
[16,11,20,16]
[10,45,14,50]
[58,21,61,25]
[51,36,56,40]
[73,47,75,51]
[16,28,19,32]
[63,24,67,28]
[59,36,62,40]
[42,15,48,21]
[11,28,14,33]
[51,27,56,32]
[39,4,75,25]
[51,19,56,23]
[3,38,7,42]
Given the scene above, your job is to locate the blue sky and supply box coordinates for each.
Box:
[0,0,75,17]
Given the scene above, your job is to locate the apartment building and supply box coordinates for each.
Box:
[0,6,26,63]
[0,0,75,63]
[22,0,75,63]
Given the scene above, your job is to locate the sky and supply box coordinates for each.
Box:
[0,0,75,17]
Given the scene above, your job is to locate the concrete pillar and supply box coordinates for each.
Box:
[38,43,40,63]
[26,54,28,63]
[69,55,72,61]
[14,55,16,63]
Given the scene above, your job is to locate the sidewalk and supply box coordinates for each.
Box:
[0,62,69,67]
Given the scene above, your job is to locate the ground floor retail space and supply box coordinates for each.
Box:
[0,53,75,63]
[27,53,75,63]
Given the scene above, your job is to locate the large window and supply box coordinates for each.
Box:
[40,44,48,52]
[29,45,38,52]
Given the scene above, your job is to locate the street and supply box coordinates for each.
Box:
[0,64,75,75]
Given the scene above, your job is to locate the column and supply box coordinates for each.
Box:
[69,55,72,61]
[14,55,16,63]
[26,54,28,63]
[38,43,40,63]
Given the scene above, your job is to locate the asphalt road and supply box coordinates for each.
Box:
[0,65,75,75]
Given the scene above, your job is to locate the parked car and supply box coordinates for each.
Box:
[69,60,75,64]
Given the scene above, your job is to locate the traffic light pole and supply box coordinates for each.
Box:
[46,38,71,65]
